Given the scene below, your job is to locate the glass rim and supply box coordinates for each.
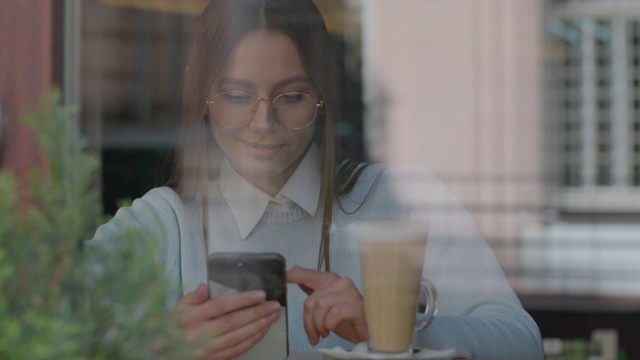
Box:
[346,219,430,242]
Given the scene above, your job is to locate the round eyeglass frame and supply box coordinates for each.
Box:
[206,91,325,130]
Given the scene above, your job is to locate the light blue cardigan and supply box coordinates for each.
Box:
[91,163,543,359]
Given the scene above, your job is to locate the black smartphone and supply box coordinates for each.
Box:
[207,252,288,360]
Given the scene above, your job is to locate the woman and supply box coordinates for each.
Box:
[92,0,543,359]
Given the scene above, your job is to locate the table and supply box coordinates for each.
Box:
[288,351,467,359]
[289,352,323,360]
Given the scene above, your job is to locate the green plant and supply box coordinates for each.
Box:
[0,90,193,359]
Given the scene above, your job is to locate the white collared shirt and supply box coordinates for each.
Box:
[217,145,322,239]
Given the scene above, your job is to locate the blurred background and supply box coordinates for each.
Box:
[0,0,638,358]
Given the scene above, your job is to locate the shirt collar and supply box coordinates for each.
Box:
[219,144,322,239]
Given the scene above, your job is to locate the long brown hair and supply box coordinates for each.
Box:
[168,0,360,271]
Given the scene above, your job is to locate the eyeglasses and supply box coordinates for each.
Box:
[206,91,324,130]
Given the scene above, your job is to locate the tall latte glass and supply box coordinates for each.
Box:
[353,220,437,356]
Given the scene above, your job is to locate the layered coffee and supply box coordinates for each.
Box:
[359,237,426,353]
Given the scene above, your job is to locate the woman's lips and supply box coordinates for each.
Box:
[243,141,284,158]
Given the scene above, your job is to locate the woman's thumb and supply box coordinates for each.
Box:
[181,283,209,305]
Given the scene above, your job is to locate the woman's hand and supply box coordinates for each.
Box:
[176,284,281,360]
[287,265,368,345]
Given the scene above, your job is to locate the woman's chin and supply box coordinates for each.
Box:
[235,161,289,181]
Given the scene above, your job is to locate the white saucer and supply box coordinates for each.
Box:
[318,342,456,360]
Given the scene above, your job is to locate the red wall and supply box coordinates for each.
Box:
[0,0,54,191]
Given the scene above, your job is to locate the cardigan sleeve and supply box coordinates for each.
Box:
[87,187,183,305]
[384,164,543,360]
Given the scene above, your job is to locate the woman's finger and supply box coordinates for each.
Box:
[207,323,271,360]
[289,266,366,345]
[323,301,357,330]
[287,265,339,293]
[181,290,267,326]
[203,290,267,319]
[295,268,340,345]
[189,300,280,340]
[302,290,345,344]
[310,291,344,338]
[180,283,209,305]
[323,301,367,342]
[201,311,280,359]
[309,278,361,336]
[302,294,320,345]
[301,277,366,345]
[176,284,210,324]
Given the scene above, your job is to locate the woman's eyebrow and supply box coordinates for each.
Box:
[218,77,253,88]
[274,75,313,89]
[218,75,313,89]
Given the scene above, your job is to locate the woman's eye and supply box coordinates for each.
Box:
[279,93,305,103]
[222,93,252,104]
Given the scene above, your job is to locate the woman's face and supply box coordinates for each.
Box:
[208,30,318,195]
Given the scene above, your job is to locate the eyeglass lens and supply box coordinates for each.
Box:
[209,91,319,129]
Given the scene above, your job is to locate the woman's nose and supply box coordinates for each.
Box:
[248,98,278,133]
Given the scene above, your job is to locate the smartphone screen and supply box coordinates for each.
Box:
[207,252,288,360]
